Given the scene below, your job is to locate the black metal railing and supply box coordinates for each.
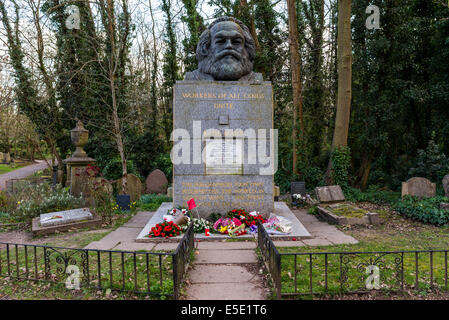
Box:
[257,220,282,299]
[257,223,449,298]
[0,222,194,299]
[172,221,194,299]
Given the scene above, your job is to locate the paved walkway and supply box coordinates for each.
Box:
[0,160,49,190]
[272,209,358,247]
[185,241,267,300]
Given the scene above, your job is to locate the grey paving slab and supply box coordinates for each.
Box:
[189,264,258,284]
[98,226,142,243]
[113,242,157,251]
[153,243,180,251]
[196,249,258,264]
[123,211,154,228]
[273,240,306,247]
[84,240,119,250]
[185,282,266,300]
[302,238,333,246]
[197,241,256,250]
[324,233,359,245]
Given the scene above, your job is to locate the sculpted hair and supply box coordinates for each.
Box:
[196,17,256,63]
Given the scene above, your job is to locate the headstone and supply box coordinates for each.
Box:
[401,177,436,198]
[0,152,3,163]
[315,185,345,203]
[146,169,168,194]
[71,174,113,199]
[442,175,449,197]
[116,174,143,202]
[291,182,306,196]
[172,17,274,217]
[4,153,10,164]
[40,208,93,227]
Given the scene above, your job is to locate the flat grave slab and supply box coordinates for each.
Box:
[316,203,380,226]
[135,202,311,243]
[40,208,93,227]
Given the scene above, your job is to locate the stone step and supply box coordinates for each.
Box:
[189,264,259,284]
[195,249,258,264]
[185,282,266,300]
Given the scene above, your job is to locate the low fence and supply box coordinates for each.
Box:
[257,223,449,298]
[0,222,194,299]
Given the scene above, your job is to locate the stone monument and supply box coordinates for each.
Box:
[63,120,97,197]
[172,17,275,217]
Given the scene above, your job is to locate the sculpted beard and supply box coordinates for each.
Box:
[199,48,253,80]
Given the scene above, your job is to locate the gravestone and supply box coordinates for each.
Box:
[442,175,449,197]
[40,208,93,227]
[0,152,3,163]
[146,169,168,194]
[117,173,143,202]
[315,185,345,203]
[401,177,436,198]
[172,17,275,217]
[4,153,10,164]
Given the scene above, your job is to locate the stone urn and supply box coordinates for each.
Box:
[71,120,89,158]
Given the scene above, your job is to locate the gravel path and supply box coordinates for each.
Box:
[0,160,49,191]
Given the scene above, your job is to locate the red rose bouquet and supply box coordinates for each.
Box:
[148,221,181,238]
[240,212,266,227]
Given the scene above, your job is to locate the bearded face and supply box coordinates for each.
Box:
[198,21,253,81]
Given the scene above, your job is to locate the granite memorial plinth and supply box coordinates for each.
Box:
[172,81,275,216]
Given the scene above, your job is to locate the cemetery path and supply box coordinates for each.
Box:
[185,241,269,300]
[0,160,49,191]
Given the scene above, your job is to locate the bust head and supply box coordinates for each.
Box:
[195,17,256,81]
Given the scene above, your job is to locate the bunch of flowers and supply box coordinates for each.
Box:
[225,209,247,219]
[181,217,212,233]
[226,209,265,227]
[292,193,315,207]
[240,211,266,227]
[214,217,246,235]
[148,221,181,238]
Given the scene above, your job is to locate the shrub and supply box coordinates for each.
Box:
[330,146,351,189]
[393,196,449,225]
[408,138,449,184]
[138,194,172,211]
[0,191,7,210]
[12,182,83,222]
[344,186,400,205]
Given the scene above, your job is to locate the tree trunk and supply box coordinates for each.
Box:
[287,0,304,177]
[331,0,352,150]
